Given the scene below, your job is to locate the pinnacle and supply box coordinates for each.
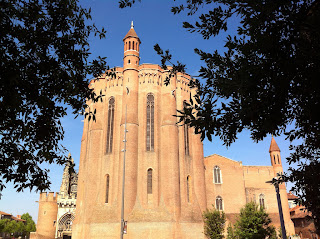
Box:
[123,22,140,42]
[269,136,280,152]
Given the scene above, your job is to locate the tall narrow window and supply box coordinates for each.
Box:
[105,174,110,203]
[216,196,223,210]
[259,194,265,208]
[133,41,135,50]
[274,155,276,164]
[187,176,191,202]
[106,97,115,153]
[146,94,154,151]
[277,155,280,164]
[183,101,189,155]
[129,41,131,49]
[147,168,152,194]
[214,166,222,184]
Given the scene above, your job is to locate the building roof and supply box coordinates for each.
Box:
[269,136,280,152]
[0,211,11,216]
[290,205,312,219]
[0,211,26,222]
[123,22,141,42]
[287,192,299,200]
[11,216,26,222]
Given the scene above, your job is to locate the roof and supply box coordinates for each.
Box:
[11,216,26,222]
[287,192,299,200]
[0,211,12,216]
[0,211,26,222]
[269,136,280,152]
[123,22,141,42]
[290,205,312,219]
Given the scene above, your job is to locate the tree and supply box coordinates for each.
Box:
[226,223,235,239]
[203,206,226,239]
[0,0,111,192]
[233,202,276,239]
[21,213,36,236]
[119,0,320,231]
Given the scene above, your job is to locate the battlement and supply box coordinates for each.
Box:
[57,192,77,201]
[39,192,58,202]
[57,193,77,207]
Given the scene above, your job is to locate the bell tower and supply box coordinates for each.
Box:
[120,22,141,216]
[123,21,140,70]
[269,136,295,234]
[269,136,283,177]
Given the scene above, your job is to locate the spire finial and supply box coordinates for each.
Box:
[131,21,134,29]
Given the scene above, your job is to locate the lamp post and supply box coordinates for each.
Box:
[120,89,129,239]
[266,177,287,239]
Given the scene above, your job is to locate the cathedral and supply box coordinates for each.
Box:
[31,23,295,239]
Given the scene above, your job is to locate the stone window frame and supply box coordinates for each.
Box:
[147,168,153,194]
[187,175,192,203]
[259,193,266,209]
[213,165,222,184]
[216,196,224,211]
[183,101,190,156]
[105,174,110,203]
[146,93,155,152]
[106,97,115,154]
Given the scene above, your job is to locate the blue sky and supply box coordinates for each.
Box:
[0,0,295,222]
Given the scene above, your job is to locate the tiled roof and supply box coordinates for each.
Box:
[0,211,12,216]
[0,211,26,222]
[11,216,26,222]
[123,27,140,42]
[290,205,312,219]
[287,192,299,200]
[269,136,280,152]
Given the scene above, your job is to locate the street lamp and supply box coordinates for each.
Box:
[266,176,287,239]
[120,88,129,239]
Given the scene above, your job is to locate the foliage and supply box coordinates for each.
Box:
[119,0,320,231]
[233,202,276,239]
[203,206,226,239]
[226,223,235,239]
[0,213,36,237]
[21,213,36,234]
[0,0,111,192]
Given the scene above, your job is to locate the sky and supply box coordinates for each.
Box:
[0,0,296,222]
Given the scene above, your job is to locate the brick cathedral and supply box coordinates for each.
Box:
[31,23,295,239]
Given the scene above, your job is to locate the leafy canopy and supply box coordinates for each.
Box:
[0,212,36,236]
[203,206,226,239]
[119,0,320,231]
[233,202,276,239]
[0,0,109,192]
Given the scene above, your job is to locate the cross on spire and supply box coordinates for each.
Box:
[131,21,134,29]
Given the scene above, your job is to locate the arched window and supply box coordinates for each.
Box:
[259,194,265,208]
[183,101,189,155]
[136,42,138,51]
[106,97,115,153]
[273,155,276,164]
[214,166,222,184]
[133,41,135,50]
[147,169,152,194]
[187,175,191,202]
[146,94,154,151]
[216,196,223,210]
[129,41,131,49]
[277,155,280,164]
[105,174,110,203]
